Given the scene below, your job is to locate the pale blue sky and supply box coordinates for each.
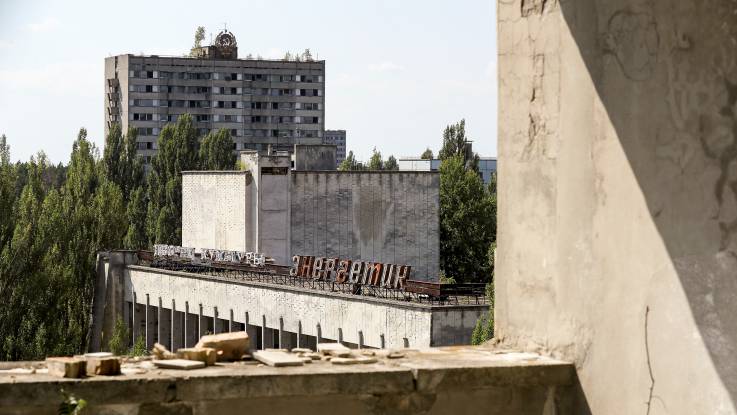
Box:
[0,0,496,163]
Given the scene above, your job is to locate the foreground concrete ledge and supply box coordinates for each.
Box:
[0,347,573,414]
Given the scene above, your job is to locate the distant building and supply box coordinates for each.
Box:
[323,130,346,165]
[398,157,497,184]
[104,30,325,165]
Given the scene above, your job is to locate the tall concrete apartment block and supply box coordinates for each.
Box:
[104,30,325,164]
[322,129,346,165]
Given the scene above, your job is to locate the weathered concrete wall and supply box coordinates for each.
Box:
[294,144,337,170]
[0,348,574,415]
[182,172,250,252]
[124,266,480,349]
[497,0,737,413]
[290,172,440,281]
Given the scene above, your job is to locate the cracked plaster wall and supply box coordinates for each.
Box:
[497,0,737,413]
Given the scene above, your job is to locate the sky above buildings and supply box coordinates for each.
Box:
[0,0,496,164]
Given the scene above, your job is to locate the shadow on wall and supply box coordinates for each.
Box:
[554,0,737,412]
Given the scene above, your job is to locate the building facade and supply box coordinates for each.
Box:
[182,151,440,280]
[398,157,497,184]
[323,129,346,165]
[104,30,325,164]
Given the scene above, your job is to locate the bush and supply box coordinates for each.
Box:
[130,335,147,357]
[471,282,494,345]
[107,318,129,356]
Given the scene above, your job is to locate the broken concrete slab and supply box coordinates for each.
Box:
[45,357,85,378]
[152,343,175,360]
[196,332,249,361]
[176,347,217,366]
[253,350,304,367]
[317,343,351,357]
[152,359,206,370]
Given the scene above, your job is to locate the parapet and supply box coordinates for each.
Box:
[0,346,574,414]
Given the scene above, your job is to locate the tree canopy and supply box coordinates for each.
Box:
[199,129,236,170]
[439,155,495,283]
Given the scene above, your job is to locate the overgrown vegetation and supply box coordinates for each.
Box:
[107,318,129,356]
[0,119,235,360]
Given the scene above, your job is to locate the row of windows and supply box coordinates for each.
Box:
[129,85,322,97]
[134,127,320,138]
[132,113,320,124]
[130,96,322,108]
[130,69,322,83]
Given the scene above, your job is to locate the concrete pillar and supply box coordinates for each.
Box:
[157,297,162,345]
[297,321,302,348]
[198,304,203,339]
[91,250,137,352]
[145,294,151,350]
[261,315,266,350]
[131,292,137,345]
[229,309,234,332]
[170,299,176,351]
[278,317,284,349]
[184,301,189,348]
[213,307,219,334]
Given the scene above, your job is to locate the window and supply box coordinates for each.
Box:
[132,113,154,121]
[252,116,262,123]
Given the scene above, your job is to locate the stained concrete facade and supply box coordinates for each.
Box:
[290,171,440,281]
[183,153,440,280]
[497,0,737,413]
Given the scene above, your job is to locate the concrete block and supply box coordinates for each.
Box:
[195,331,249,361]
[84,356,121,376]
[176,347,217,366]
[45,357,85,378]
[317,343,351,357]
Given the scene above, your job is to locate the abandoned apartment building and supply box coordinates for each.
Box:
[105,30,326,164]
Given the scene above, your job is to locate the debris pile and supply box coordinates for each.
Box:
[1,331,411,378]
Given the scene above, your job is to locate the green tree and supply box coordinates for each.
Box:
[367,147,383,170]
[191,26,205,55]
[438,119,479,170]
[124,187,148,249]
[147,114,199,245]
[439,155,495,283]
[102,124,124,187]
[421,148,434,160]
[384,155,399,171]
[0,155,48,359]
[338,151,364,171]
[199,129,236,170]
[0,135,16,253]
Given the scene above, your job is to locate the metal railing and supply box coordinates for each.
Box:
[139,253,487,306]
